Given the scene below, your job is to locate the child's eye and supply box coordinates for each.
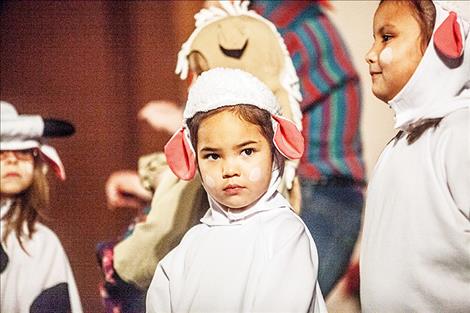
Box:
[241,148,254,156]
[204,153,219,160]
[382,34,392,42]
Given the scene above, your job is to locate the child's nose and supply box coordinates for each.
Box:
[365,46,378,64]
[222,160,240,178]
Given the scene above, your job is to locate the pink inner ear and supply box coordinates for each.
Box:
[272,115,304,160]
[434,11,463,59]
[38,145,66,181]
[164,127,196,180]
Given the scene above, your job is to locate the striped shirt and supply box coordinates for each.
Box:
[253,1,365,182]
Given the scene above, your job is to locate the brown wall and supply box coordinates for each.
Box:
[0,1,202,311]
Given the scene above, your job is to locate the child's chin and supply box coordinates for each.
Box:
[221,201,249,211]
[372,89,391,103]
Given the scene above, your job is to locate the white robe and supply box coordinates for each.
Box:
[147,172,327,313]
[360,4,470,313]
[0,201,83,313]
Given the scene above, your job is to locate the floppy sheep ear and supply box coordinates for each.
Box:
[164,127,197,180]
[434,11,464,59]
[39,145,66,180]
[272,115,304,160]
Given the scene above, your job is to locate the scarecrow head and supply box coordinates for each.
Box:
[175,0,303,130]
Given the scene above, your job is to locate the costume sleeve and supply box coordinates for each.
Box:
[114,168,207,289]
[443,110,470,218]
[252,220,327,313]
[146,259,172,313]
[283,11,359,112]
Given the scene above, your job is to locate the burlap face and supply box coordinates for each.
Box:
[188,16,294,120]
[176,2,303,130]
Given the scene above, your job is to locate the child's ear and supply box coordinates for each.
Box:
[164,127,197,180]
[434,11,464,59]
[271,115,304,160]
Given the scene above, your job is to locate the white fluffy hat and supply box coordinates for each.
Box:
[184,67,281,120]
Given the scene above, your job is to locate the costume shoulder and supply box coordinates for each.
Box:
[30,223,71,267]
[438,107,469,133]
[178,223,209,245]
[33,223,63,243]
[20,222,65,256]
[261,209,308,251]
[432,108,469,154]
[162,223,209,261]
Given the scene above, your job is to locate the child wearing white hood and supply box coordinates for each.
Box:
[146,68,327,313]
[361,1,470,312]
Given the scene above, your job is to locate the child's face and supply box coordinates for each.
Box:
[1,150,35,197]
[196,110,273,211]
[365,1,424,102]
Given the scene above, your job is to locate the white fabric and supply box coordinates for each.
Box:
[436,1,470,23]
[0,202,83,313]
[388,4,470,131]
[0,101,66,179]
[184,67,281,120]
[146,170,327,313]
[1,101,44,145]
[0,139,40,151]
[360,108,470,312]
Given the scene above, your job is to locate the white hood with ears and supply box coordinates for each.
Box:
[388,2,470,131]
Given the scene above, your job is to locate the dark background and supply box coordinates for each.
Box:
[1,1,202,311]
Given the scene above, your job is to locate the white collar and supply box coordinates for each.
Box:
[388,4,470,131]
[200,168,291,226]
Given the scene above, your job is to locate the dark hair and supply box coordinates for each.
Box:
[186,104,285,174]
[379,0,436,53]
[1,158,49,252]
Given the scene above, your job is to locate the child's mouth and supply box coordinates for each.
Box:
[3,172,21,178]
[223,184,244,195]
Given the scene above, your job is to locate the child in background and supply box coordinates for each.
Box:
[361,1,470,312]
[146,68,327,313]
[0,101,83,313]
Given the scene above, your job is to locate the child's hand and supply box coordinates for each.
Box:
[105,170,153,210]
[138,101,184,135]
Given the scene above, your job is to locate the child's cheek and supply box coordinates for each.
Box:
[248,167,262,182]
[204,175,216,188]
[19,161,34,177]
[380,47,393,65]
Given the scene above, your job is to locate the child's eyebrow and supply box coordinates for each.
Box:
[200,146,220,153]
[378,24,397,33]
[199,140,259,153]
[235,140,259,149]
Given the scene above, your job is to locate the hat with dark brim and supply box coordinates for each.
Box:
[0,101,75,180]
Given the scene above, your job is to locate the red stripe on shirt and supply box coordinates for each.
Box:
[342,82,364,180]
[269,1,311,29]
